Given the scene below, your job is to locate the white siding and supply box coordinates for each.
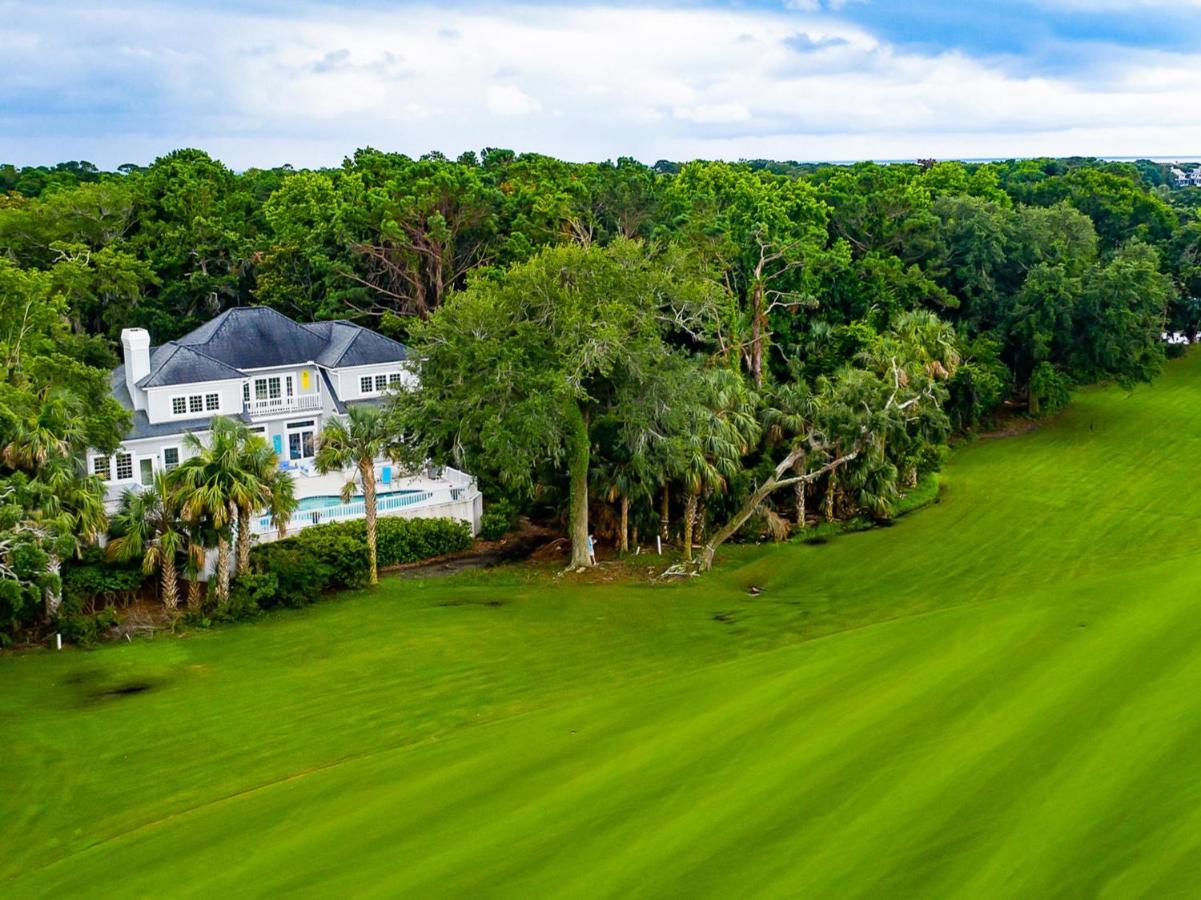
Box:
[145,379,244,425]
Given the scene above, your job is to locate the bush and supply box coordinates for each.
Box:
[479,511,510,541]
[248,516,471,607]
[248,544,337,608]
[61,548,146,612]
[54,604,118,647]
[373,517,472,566]
[219,573,277,621]
[293,528,371,590]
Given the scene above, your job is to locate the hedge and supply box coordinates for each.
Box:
[248,516,472,609]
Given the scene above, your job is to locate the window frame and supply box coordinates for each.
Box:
[162,446,180,471]
[92,455,112,481]
[114,452,134,482]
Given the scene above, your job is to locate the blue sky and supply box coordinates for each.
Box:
[2,0,1201,168]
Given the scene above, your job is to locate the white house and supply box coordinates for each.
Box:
[95,307,481,540]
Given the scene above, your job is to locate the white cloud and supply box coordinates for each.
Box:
[485,85,543,116]
[673,103,752,124]
[2,1,1201,167]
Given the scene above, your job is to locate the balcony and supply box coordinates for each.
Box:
[244,393,322,418]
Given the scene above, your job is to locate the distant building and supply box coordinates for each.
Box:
[1171,166,1201,188]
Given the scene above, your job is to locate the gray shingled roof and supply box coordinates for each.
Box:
[112,366,251,440]
[176,306,331,369]
[307,320,410,368]
[136,343,246,388]
[112,308,411,439]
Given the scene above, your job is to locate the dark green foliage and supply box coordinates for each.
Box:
[248,517,471,610]
[372,517,473,566]
[53,604,119,647]
[221,573,277,621]
[479,512,511,542]
[250,545,333,609]
[61,548,147,611]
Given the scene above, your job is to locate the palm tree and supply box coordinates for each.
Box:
[314,405,402,585]
[232,433,296,576]
[763,380,819,528]
[0,388,83,472]
[173,417,244,604]
[181,523,210,612]
[3,391,107,617]
[107,471,186,615]
[673,369,760,562]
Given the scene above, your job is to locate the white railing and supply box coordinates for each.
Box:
[254,490,437,535]
[245,393,322,418]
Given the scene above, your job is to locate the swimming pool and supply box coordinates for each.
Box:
[296,489,421,512]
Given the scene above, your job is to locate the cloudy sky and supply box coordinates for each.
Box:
[4,0,1201,168]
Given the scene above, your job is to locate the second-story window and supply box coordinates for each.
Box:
[360,375,373,394]
[172,397,187,415]
[205,393,220,411]
[375,374,388,392]
[188,395,204,414]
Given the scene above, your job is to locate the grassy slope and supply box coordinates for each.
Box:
[6,353,1201,896]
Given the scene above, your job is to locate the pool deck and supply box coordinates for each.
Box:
[252,463,482,540]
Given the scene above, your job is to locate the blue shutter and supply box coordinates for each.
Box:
[272,435,283,455]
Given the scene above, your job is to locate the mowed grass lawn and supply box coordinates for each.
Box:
[7,354,1201,897]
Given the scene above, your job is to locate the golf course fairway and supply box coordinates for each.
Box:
[6,352,1201,897]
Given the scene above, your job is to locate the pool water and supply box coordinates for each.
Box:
[296,489,420,512]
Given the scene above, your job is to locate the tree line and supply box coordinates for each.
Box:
[0,149,1193,637]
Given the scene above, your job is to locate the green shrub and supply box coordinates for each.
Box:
[61,548,146,612]
[248,517,471,610]
[294,529,371,590]
[479,511,510,541]
[219,573,276,621]
[373,517,472,566]
[249,544,335,608]
[54,604,118,647]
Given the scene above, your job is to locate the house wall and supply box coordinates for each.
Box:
[244,364,322,397]
[145,378,244,425]
[95,431,206,506]
[329,362,418,402]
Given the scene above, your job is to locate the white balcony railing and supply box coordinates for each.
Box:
[245,393,322,418]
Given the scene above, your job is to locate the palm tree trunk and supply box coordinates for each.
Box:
[825,471,837,522]
[795,480,806,529]
[161,555,178,615]
[215,535,231,603]
[567,402,592,569]
[619,495,629,554]
[236,504,252,576]
[683,491,698,562]
[660,485,670,541]
[44,553,62,620]
[188,575,202,611]
[360,459,378,584]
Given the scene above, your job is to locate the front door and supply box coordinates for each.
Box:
[287,420,316,460]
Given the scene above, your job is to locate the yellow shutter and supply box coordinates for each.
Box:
[300,369,311,390]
